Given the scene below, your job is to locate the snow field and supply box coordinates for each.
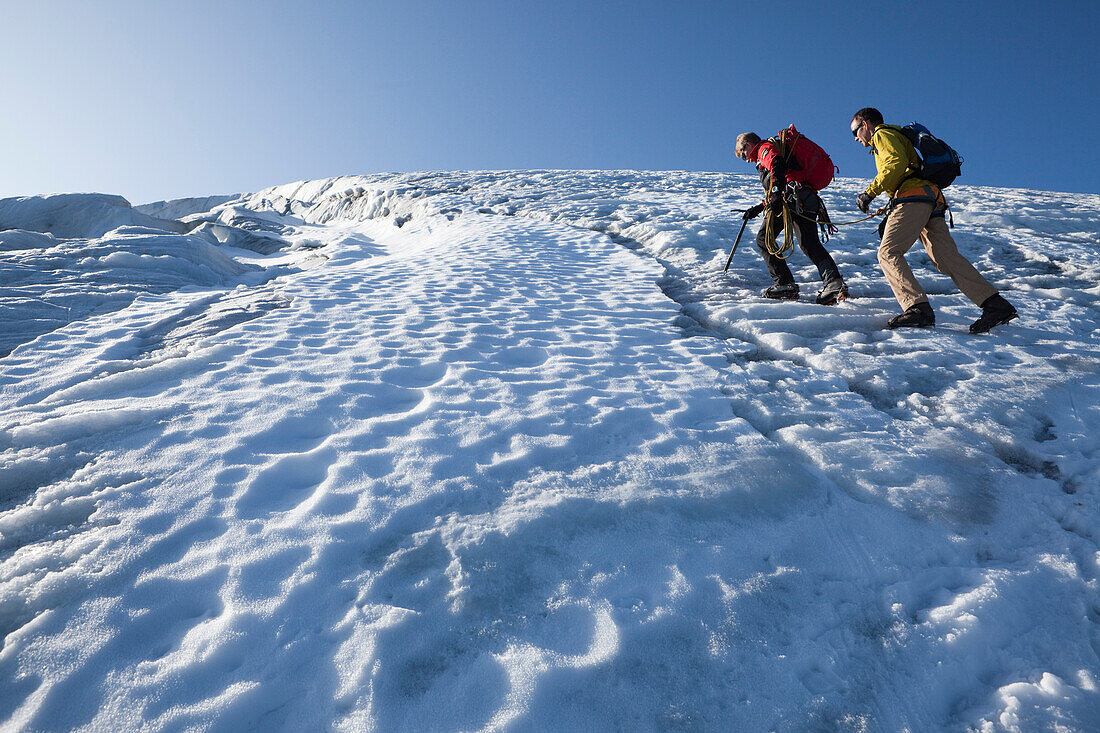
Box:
[1,171,1098,730]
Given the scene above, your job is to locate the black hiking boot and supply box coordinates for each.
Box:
[887,301,935,329]
[762,283,799,300]
[816,277,849,306]
[970,294,1018,334]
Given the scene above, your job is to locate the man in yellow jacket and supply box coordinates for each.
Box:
[851,107,1018,333]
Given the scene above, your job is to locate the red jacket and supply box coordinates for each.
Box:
[747,125,834,192]
[746,140,786,187]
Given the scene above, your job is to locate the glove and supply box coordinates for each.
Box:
[743,203,765,220]
[856,192,874,214]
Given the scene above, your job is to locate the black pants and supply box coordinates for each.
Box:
[755,189,841,286]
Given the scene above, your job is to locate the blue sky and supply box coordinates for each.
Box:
[2,0,1097,204]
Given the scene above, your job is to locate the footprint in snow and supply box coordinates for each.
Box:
[235,445,339,518]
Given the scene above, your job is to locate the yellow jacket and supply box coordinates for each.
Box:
[865,125,935,198]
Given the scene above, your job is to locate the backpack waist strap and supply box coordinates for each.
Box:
[890,184,952,224]
[890,184,944,208]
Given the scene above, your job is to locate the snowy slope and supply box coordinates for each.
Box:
[1,171,1098,731]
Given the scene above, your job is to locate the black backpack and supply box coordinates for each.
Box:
[897,122,963,188]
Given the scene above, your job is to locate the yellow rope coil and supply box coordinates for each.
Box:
[762,179,798,258]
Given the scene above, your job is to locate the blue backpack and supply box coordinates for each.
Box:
[898,122,963,188]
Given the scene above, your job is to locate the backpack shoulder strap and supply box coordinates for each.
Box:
[877,125,921,179]
[877,124,905,143]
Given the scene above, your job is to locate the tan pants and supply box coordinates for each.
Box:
[878,202,997,310]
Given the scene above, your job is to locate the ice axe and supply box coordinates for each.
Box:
[723,213,751,272]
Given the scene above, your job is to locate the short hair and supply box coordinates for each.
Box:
[853,107,884,126]
[736,132,761,154]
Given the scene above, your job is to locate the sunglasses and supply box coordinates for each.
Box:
[851,120,863,137]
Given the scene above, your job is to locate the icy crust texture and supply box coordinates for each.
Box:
[0,192,305,356]
[1,172,1099,731]
[135,195,242,222]
[0,225,260,358]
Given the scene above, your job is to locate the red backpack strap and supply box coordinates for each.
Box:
[779,127,801,166]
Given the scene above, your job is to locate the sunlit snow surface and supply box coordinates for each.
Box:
[2,171,1099,730]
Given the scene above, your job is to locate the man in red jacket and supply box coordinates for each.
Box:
[736,129,848,305]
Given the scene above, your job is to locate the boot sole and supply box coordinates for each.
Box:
[969,312,1018,334]
[817,291,849,306]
